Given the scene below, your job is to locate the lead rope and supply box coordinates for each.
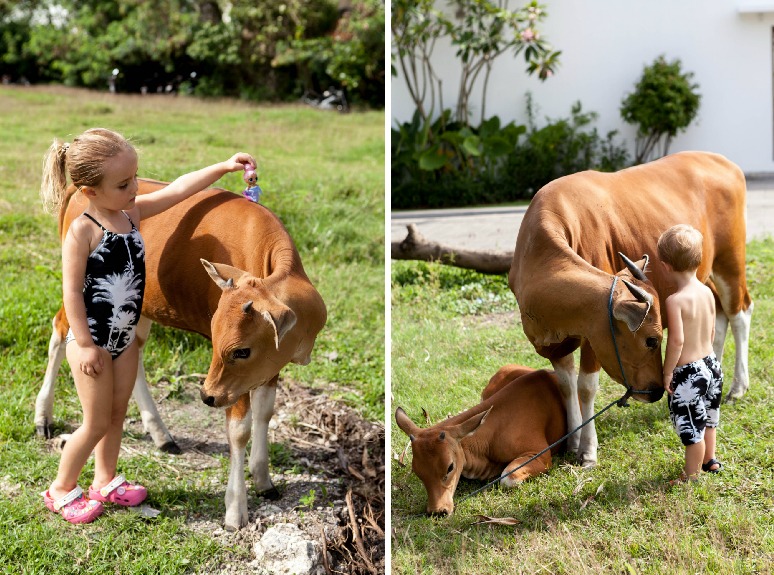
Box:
[453,275,656,510]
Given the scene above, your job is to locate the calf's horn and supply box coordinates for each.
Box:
[618,252,648,282]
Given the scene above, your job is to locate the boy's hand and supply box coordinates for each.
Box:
[663,373,674,395]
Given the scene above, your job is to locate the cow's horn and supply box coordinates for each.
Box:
[618,252,648,282]
[622,279,653,305]
[439,431,446,441]
[242,300,253,314]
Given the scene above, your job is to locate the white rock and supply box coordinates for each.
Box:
[253,523,324,575]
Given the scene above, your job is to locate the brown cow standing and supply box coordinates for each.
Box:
[395,365,567,516]
[509,151,752,467]
[36,180,327,530]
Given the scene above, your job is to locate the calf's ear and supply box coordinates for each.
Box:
[201,259,247,290]
[261,306,297,349]
[449,406,492,440]
[395,407,421,438]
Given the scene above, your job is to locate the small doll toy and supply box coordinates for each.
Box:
[242,164,263,203]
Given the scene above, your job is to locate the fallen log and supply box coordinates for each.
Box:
[391,223,512,274]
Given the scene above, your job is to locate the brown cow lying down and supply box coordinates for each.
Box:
[395,364,567,515]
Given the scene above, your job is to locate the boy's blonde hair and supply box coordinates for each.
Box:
[657,224,703,272]
[40,128,135,214]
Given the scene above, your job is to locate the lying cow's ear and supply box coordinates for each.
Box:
[201,259,246,290]
[260,306,297,349]
[450,406,492,440]
[395,407,421,438]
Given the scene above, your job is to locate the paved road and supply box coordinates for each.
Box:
[391,180,774,253]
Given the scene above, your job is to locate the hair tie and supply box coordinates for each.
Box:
[61,142,70,154]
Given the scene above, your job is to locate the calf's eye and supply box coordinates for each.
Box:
[447,463,454,475]
[232,348,251,360]
[645,337,659,350]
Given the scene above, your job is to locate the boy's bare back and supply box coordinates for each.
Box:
[665,278,716,367]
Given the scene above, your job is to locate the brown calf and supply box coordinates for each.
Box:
[395,365,567,515]
[36,179,327,530]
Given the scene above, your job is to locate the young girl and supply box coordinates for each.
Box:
[40,127,255,523]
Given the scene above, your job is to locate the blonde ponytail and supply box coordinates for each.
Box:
[40,139,70,215]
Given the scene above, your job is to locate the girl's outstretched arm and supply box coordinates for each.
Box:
[135,152,255,220]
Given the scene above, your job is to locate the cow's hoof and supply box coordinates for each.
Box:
[724,388,747,403]
[257,485,281,500]
[36,424,52,439]
[159,441,182,455]
[577,453,597,468]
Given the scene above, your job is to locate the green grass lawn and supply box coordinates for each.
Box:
[0,85,384,574]
[391,246,774,574]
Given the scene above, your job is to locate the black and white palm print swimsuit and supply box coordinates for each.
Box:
[667,353,723,446]
[65,212,145,359]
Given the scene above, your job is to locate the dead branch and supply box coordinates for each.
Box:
[391,224,512,274]
[346,489,377,575]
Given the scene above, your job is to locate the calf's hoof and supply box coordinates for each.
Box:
[36,423,53,439]
[224,510,249,532]
[159,441,182,455]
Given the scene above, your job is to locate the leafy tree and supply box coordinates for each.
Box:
[392,0,560,126]
[1,0,384,106]
[620,55,701,164]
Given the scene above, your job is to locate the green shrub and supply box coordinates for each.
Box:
[503,94,630,196]
[620,55,701,164]
[391,96,630,209]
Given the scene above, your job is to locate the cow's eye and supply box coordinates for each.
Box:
[232,348,251,360]
[446,463,454,475]
[645,337,659,350]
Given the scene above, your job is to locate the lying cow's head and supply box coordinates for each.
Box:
[199,259,297,408]
[395,406,491,516]
[594,253,664,402]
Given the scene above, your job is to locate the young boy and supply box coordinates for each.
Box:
[658,224,724,483]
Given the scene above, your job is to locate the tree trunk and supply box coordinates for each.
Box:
[391,224,512,274]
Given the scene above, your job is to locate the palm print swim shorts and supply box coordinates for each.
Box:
[667,353,723,446]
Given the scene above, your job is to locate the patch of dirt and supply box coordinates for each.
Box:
[124,378,385,574]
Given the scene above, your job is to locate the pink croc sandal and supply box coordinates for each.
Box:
[42,486,103,524]
[89,474,147,507]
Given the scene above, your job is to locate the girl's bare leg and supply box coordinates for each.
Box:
[49,344,114,500]
[92,340,139,489]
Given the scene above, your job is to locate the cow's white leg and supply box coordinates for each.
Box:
[712,308,729,361]
[577,370,600,467]
[249,381,280,498]
[131,317,180,453]
[35,317,67,438]
[726,302,753,400]
[551,354,581,454]
[225,395,252,530]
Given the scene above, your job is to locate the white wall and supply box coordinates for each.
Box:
[391,0,774,173]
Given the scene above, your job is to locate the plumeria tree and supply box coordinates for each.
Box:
[392,0,560,126]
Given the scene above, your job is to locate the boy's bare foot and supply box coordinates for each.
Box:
[668,471,698,486]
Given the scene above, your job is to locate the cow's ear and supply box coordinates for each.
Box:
[201,259,246,290]
[449,406,491,440]
[613,279,653,332]
[260,306,297,349]
[395,407,421,438]
[613,300,650,332]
